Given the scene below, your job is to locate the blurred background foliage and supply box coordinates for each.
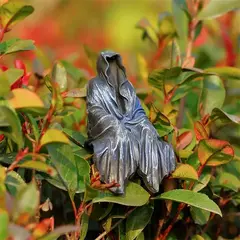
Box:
[1,0,240,239]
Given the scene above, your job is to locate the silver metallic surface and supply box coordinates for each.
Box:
[86,51,176,194]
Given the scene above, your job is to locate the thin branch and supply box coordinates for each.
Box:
[95,207,136,240]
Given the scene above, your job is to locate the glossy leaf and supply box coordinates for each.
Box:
[136,232,144,240]
[12,181,39,223]
[172,163,198,181]
[8,88,44,109]
[198,139,234,166]
[0,209,8,240]
[5,171,26,196]
[63,128,86,147]
[0,2,34,29]
[0,103,23,149]
[47,144,90,194]
[211,108,240,124]
[148,69,165,92]
[213,172,240,192]
[194,121,208,141]
[92,182,150,206]
[17,161,56,176]
[198,0,240,20]
[192,167,211,192]
[126,205,153,240]
[190,207,210,225]
[80,212,89,240]
[176,131,193,150]
[201,75,225,115]
[40,129,69,147]
[0,38,35,55]
[172,0,188,53]
[0,68,23,96]
[61,60,85,81]
[154,189,222,216]
[52,62,67,92]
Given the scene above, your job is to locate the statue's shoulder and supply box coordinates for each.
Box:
[87,76,105,90]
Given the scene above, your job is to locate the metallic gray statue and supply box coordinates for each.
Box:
[86,51,176,194]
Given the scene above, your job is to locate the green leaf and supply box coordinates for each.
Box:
[212,172,240,192]
[79,212,89,240]
[190,207,210,225]
[154,189,222,216]
[192,167,211,192]
[136,232,144,240]
[172,163,198,181]
[0,39,35,55]
[0,209,8,240]
[149,67,182,92]
[60,60,85,82]
[17,161,56,176]
[198,0,240,20]
[191,235,205,240]
[198,139,234,166]
[52,62,67,92]
[40,129,69,147]
[0,153,16,165]
[12,181,39,221]
[38,225,78,240]
[8,88,44,109]
[83,45,98,71]
[5,171,26,196]
[0,2,34,29]
[126,205,153,240]
[0,103,23,149]
[0,68,23,96]
[47,143,90,194]
[153,111,174,137]
[63,128,86,147]
[205,67,240,81]
[201,75,226,115]
[158,12,176,38]
[211,108,240,124]
[136,18,158,45]
[172,0,188,53]
[92,182,150,207]
[25,113,40,140]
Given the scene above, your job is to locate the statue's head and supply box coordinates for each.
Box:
[96,51,126,87]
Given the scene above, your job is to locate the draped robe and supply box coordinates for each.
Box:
[86,51,176,194]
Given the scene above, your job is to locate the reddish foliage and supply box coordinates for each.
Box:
[0,60,31,89]
[194,27,209,47]
[194,121,208,141]
[176,131,193,150]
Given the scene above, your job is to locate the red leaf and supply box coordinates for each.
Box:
[0,65,8,71]
[14,60,26,73]
[0,134,5,142]
[194,121,209,141]
[176,131,193,150]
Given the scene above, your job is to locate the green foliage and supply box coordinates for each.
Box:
[0,0,240,239]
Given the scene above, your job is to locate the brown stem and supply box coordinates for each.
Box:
[95,207,136,240]
[159,203,185,240]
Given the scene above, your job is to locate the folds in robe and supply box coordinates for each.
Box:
[86,51,176,194]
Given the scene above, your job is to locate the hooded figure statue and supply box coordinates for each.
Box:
[86,51,176,194]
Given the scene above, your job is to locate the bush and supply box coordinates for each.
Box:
[0,0,240,239]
